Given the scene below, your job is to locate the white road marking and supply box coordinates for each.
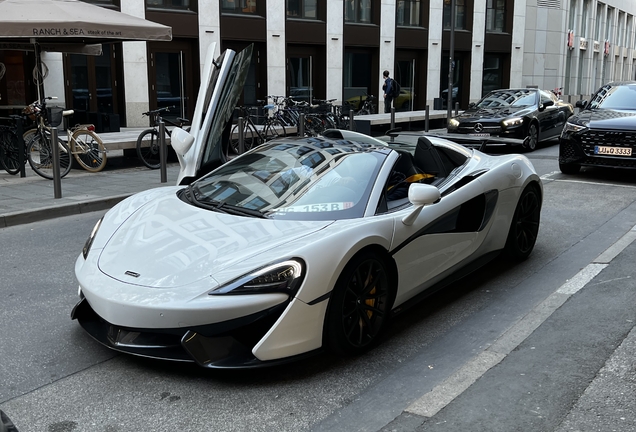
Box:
[406,223,636,418]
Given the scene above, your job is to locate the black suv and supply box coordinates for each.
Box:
[559,81,636,174]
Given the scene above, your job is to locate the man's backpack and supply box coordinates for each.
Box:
[391,79,401,98]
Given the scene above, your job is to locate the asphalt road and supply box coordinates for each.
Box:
[1,140,635,432]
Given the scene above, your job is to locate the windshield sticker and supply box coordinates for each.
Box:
[275,202,354,213]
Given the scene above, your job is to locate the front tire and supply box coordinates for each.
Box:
[27,133,72,180]
[524,123,539,152]
[504,185,541,261]
[324,252,394,355]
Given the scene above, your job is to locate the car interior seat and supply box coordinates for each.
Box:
[413,136,449,182]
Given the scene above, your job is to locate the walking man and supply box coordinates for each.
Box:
[382,70,395,113]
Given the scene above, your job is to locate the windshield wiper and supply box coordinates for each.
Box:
[184,185,267,218]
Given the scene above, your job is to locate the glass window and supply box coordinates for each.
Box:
[486,0,505,32]
[482,55,502,96]
[443,0,466,30]
[146,0,192,10]
[589,83,636,110]
[345,0,372,24]
[287,0,317,19]
[222,0,258,14]
[397,0,421,27]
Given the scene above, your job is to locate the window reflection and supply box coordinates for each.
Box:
[345,0,372,23]
[222,0,257,14]
[146,0,192,9]
[287,0,317,18]
[443,0,466,29]
[396,0,421,27]
[486,0,505,32]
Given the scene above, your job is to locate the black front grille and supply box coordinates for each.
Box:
[578,130,636,156]
[458,125,501,134]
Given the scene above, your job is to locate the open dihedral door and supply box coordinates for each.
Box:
[176,43,254,185]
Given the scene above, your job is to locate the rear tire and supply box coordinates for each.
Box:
[136,129,161,169]
[504,185,541,261]
[72,129,107,172]
[230,123,259,154]
[324,252,394,355]
[27,133,72,180]
[263,118,286,141]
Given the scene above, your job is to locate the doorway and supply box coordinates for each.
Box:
[64,43,121,128]
[394,58,415,112]
[287,45,325,103]
[147,39,197,124]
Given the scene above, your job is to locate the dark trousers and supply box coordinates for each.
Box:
[384,96,393,113]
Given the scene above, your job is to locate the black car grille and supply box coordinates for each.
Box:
[458,125,502,134]
[578,130,636,156]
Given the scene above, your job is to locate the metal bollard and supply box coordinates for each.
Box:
[349,109,354,131]
[159,118,167,183]
[455,102,459,116]
[238,117,245,153]
[51,127,62,198]
[425,105,430,132]
[390,107,395,130]
[298,113,305,137]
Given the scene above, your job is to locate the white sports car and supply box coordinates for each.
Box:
[72,45,543,368]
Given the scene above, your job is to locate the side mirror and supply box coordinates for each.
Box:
[171,127,195,156]
[468,102,476,109]
[402,183,441,226]
[575,100,587,109]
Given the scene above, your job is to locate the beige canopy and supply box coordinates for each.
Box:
[0,0,172,43]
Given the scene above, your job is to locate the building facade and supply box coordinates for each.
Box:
[1,0,635,127]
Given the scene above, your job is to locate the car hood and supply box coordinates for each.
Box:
[97,190,333,289]
[571,108,636,130]
[457,106,532,121]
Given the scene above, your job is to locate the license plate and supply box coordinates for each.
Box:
[594,145,632,156]
[469,133,490,137]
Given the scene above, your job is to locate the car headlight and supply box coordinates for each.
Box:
[210,259,305,295]
[448,118,460,128]
[502,117,523,127]
[82,217,103,259]
[561,121,589,136]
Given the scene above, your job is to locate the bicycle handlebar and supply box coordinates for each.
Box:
[142,106,176,116]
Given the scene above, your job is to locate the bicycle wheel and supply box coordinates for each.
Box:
[72,129,107,172]
[136,129,161,169]
[263,118,286,141]
[0,129,23,175]
[27,132,72,180]
[230,122,258,154]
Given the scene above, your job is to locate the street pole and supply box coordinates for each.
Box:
[447,0,456,125]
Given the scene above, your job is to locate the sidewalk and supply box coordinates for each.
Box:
[0,153,181,228]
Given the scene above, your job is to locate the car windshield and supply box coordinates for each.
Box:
[588,84,636,110]
[476,89,537,108]
[189,140,385,221]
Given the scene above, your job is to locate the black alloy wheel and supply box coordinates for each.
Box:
[504,185,541,260]
[325,252,393,355]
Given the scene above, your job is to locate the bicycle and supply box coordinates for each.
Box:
[22,99,107,173]
[354,94,377,115]
[230,102,287,154]
[137,106,189,169]
[22,97,73,180]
